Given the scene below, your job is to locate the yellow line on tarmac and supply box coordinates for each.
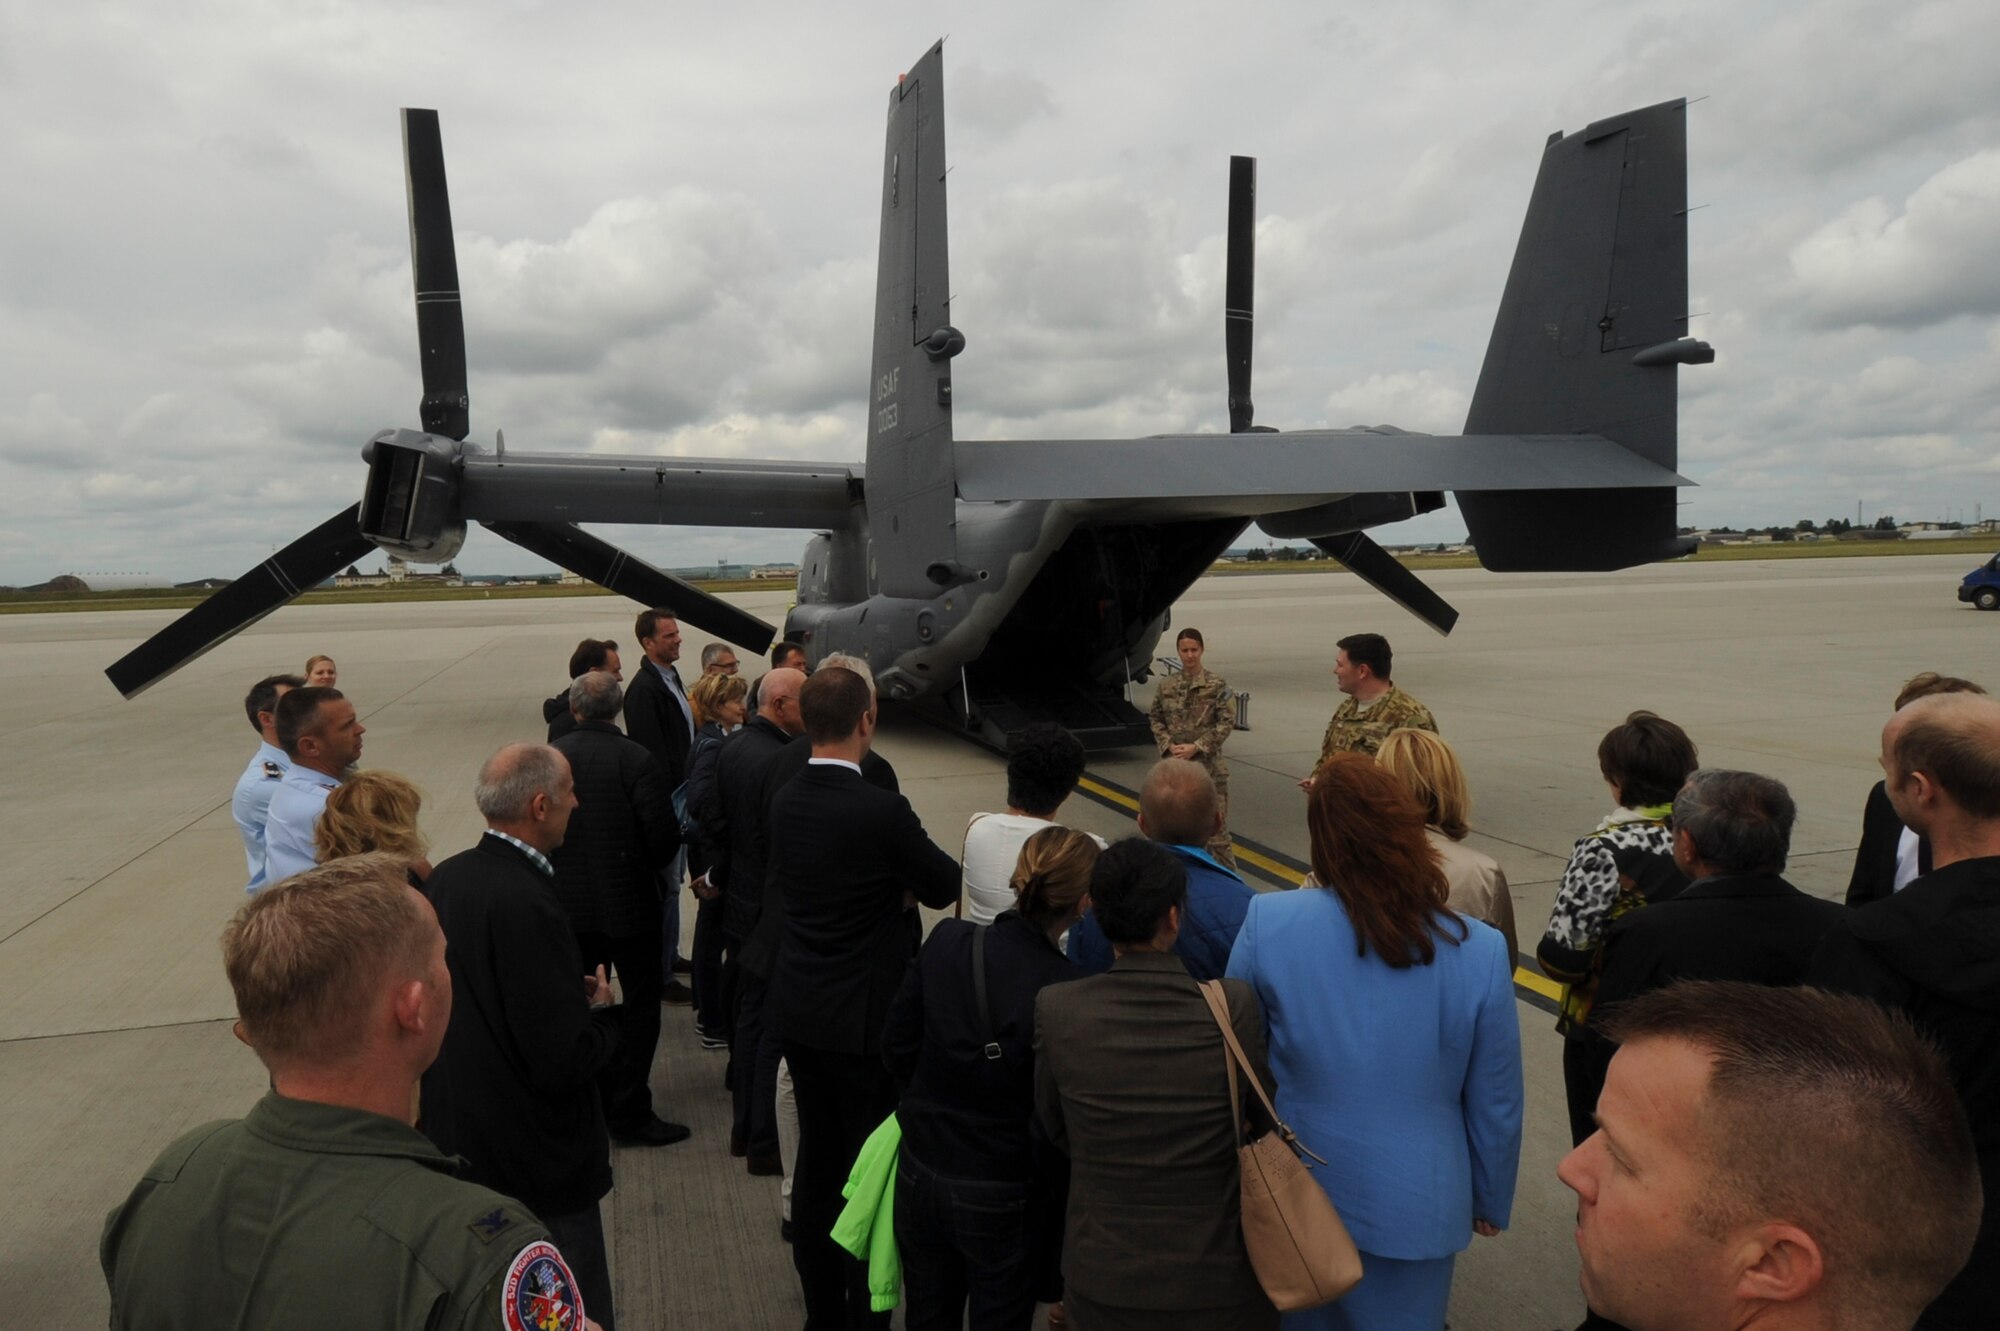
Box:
[1075,774,1555,1003]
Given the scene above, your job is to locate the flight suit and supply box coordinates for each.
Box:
[1149,669,1237,866]
[1317,685,1438,763]
[101,1092,588,1331]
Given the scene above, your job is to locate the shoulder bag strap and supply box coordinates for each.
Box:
[972,925,1002,1060]
[1198,980,1328,1164]
[1196,980,1247,1144]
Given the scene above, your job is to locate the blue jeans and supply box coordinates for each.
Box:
[894,1152,1036,1331]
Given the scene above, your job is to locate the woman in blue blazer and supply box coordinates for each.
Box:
[1226,753,1523,1331]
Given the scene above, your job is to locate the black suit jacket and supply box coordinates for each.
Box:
[738,736,901,977]
[550,721,681,938]
[1595,872,1847,1018]
[1033,953,1274,1312]
[1846,780,1932,907]
[622,659,693,786]
[1810,856,2000,1328]
[704,715,793,943]
[769,762,957,1054]
[419,835,620,1216]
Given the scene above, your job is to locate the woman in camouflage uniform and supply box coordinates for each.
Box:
[1149,628,1237,866]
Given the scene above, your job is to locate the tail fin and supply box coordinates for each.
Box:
[865,41,965,597]
[1457,99,1709,571]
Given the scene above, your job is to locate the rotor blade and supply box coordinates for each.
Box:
[105,505,376,698]
[484,521,777,654]
[1310,530,1460,636]
[1226,155,1256,433]
[402,108,469,441]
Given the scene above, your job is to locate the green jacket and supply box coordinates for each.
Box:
[101,1093,586,1330]
[831,1113,902,1313]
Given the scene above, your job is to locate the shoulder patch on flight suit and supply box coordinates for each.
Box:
[501,1240,584,1331]
[467,1207,518,1244]
[261,761,284,779]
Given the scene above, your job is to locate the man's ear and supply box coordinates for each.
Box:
[390,979,427,1035]
[1136,812,1153,839]
[1731,1224,1824,1307]
[529,790,551,823]
[231,1020,251,1047]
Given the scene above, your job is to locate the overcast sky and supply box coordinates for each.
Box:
[3,0,1996,584]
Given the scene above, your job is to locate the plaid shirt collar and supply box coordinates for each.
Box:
[483,828,553,876]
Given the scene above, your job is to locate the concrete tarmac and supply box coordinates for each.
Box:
[2,552,1991,1327]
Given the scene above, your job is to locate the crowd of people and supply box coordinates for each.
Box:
[104,626,1996,1331]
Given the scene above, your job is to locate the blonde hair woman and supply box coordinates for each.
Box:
[883,826,1100,1331]
[316,770,430,882]
[303,655,337,687]
[688,671,749,732]
[1374,727,1518,962]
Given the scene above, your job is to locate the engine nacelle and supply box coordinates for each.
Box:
[359,429,467,563]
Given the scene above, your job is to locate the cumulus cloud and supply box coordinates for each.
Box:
[2,0,1998,581]
[1787,151,2000,329]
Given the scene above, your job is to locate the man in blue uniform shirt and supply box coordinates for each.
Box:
[264,686,365,886]
[230,673,302,892]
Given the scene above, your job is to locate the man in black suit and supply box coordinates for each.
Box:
[1812,692,2000,1330]
[420,742,625,1329]
[622,606,696,1001]
[553,671,688,1147]
[1596,769,1844,1019]
[1845,672,1984,906]
[770,665,958,1329]
[699,665,806,1176]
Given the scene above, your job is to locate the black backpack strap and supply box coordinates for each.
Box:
[972,924,1002,1060]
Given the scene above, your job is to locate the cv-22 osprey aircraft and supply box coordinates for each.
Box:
[109,41,1711,750]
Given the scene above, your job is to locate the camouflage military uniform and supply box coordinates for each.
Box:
[101,1093,588,1330]
[1150,669,1237,865]
[1317,685,1437,764]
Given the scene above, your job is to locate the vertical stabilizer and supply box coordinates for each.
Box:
[1458,100,1709,570]
[866,42,964,596]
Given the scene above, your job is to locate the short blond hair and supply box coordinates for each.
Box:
[1376,727,1473,840]
[221,854,432,1071]
[689,671,749,728]
[317,771,427,862]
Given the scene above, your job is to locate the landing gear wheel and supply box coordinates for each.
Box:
[1975,588,2000,611]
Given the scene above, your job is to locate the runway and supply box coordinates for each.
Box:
[2,551,1990,1327]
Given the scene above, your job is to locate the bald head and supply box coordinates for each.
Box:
[1886,692,2000,822]
[758,667,808,735]
[1138,758,1220,848]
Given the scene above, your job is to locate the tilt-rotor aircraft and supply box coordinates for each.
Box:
[110,42,1711,750]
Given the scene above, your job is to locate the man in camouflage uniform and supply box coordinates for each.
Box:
[1150,627,1237,865]
[101,855,601,1331]
[1312,632,1437,771]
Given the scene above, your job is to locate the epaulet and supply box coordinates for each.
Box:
[142,1120,237,1183]
[261,760,285,779]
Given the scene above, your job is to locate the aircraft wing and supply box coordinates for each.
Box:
[952,431,1687,503]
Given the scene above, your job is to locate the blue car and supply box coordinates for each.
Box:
[1960,553,2000,611]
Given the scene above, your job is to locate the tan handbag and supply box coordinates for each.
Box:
[1198,980,1364,1312]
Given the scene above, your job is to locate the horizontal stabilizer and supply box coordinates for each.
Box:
[484,520,776,653]
[954,432,1685,504]
[1311,531,1459,636]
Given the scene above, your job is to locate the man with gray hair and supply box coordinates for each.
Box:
[700,641,740,676]
[1578,762,1845,1289]
[420,743,628,1329]
[1592,770,1845,1029]
[553,672,687,1148]
[1812,691,2000,1328]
